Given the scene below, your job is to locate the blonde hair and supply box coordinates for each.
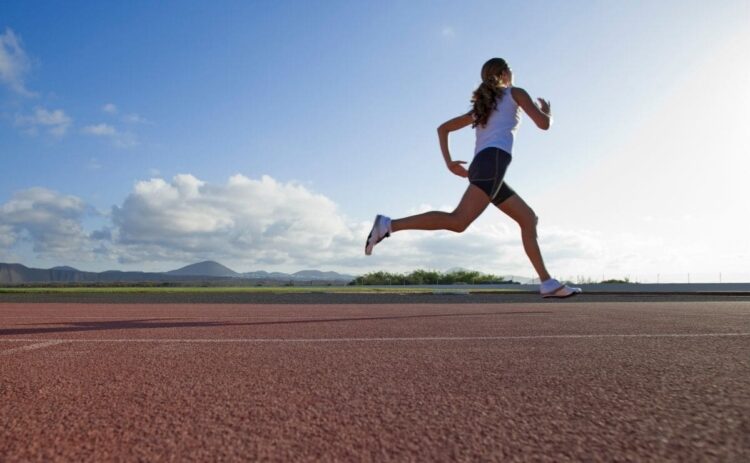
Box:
[471,58,510,128]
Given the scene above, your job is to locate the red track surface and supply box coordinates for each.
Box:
[1,300,749,461]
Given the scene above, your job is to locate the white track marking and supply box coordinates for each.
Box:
[0,333,748,344]
[0,340,66,355]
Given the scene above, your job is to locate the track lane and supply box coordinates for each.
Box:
[1,299,749,461]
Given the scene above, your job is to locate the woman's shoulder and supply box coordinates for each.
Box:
[509,86,529,104]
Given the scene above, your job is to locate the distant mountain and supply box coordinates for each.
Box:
[0,263,236,285]
[51,266,79,271]
[167,261,240,278]
[164,263,355,282]
[0,262,355,285]
[0,263,95,284]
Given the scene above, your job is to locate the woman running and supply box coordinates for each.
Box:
[365,57,581,298]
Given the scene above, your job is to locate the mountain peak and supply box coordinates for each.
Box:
[51,266,79,271]
[167,261,239,277]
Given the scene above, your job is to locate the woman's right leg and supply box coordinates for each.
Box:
[391,184,490,233]
[495,193,551,282]
[492,191,582,297]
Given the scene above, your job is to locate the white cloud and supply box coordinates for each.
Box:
[0,28,35,96]
[101,103,149,125]
[0,188,95,260]
[14,107,72,136]
[81,122,137,147]
[107,174,609,276]
[0,224,17,248]
[110,174,356,267]
[82,123,116,136]
[3,175,699,280]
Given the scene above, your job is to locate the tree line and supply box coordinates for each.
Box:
[348,270,516,286]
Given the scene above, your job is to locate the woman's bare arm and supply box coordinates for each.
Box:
[437,112,474,177]
[511,87,552,130]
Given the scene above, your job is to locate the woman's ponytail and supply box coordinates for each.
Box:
[471,58,509,128]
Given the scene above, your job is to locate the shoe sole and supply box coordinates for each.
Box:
[541,285,582,299]
[542,291,580,299]
[365,215,386,256]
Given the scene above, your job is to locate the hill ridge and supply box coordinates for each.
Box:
[0,262,355,284]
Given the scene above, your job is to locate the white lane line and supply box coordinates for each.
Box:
[0,340,67,355]
[0,333,748,344]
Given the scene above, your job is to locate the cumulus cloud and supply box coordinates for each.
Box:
[1,175,609,277]
[107,174,606,275]
[0,28,35,96]
[82,123,116,136]
[0,188,95,259]
[81,122,137,147]
[102,103,149,125]
[14,107,72,136]
[110,174,356,266]
[0,224,16,248]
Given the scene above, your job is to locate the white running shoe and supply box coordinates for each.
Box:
[540,278,583,298]
[365,215,391,255]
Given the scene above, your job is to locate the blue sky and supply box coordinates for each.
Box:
[1,1,749,282]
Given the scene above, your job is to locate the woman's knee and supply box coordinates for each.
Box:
[448,212,470,233]
[453,220,470,233]
[519,212,539,233]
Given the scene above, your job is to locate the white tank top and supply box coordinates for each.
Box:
[474,87,521,155]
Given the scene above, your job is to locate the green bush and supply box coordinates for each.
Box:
[349,269,512,286]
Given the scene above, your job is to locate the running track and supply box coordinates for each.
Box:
[1,294,749,461]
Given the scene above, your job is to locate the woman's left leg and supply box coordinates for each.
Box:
[391,184,490,233]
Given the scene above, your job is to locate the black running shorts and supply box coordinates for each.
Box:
[468,147,516,205]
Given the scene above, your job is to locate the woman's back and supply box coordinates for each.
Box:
[474,87,521,155]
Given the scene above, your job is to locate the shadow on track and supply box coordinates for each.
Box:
[0,311,552,336]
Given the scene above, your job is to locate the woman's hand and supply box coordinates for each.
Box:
[537,98,551,115]
[510,88,551,130]
[446,160,468,178]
